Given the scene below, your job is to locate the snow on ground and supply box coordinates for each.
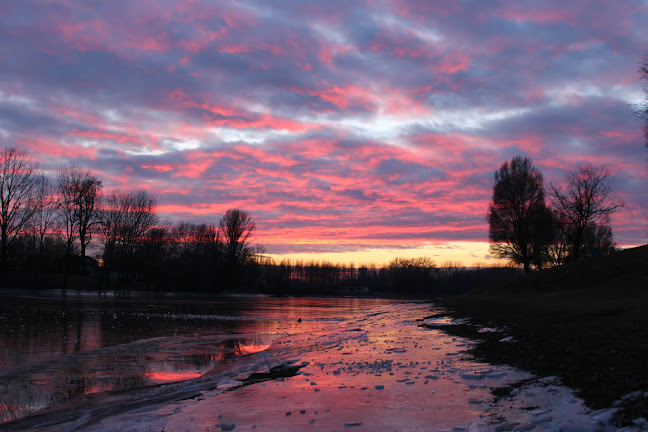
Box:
[4,303,632,431]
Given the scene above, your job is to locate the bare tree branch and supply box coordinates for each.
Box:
[0,147,39,267]
[635,51,648,151]
[549,164,624,261]
[219,209,255,267]
[57,162,102,273]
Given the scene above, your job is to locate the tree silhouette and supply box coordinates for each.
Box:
[636,51,648,152]
[580,223,616,259]
[58,163,102,277]
[0,147,38,268]
[488,156,551,272]
[550,164,623,262]
[27,174,60,278]
[99,190,157,284]
[546,210,570,267]
[218,209,255,290]
[219,209,255,268]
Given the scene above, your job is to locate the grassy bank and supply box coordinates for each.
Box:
[435,244,648,425]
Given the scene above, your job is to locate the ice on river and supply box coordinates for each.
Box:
[1,303,620,431]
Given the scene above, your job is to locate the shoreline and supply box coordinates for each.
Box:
[435,245,648,428]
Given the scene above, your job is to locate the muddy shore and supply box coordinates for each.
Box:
[436,245,648,427]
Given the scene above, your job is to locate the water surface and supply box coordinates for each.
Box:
[0,290,399,423]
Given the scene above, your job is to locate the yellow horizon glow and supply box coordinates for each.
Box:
[265,241,507,268]
[264,241,646,268]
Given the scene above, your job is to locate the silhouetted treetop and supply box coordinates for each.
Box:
[488,156,551,272]
[636,51,648,151]
[550,164,624,262]
[219,209,255,267]
[0,147,39,267]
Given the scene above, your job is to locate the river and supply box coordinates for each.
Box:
[0,291,607,431]
[0,290,398,424]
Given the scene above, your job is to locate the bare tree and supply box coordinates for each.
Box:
[99,190,157,287]
[218,209,255,267]
[99,190,125,273]
[170,221,195,259]
[191,223,219,257]
[28,174,60,260]
[117,190,158,256]
[388,257,436,295]
[636,51,648,151]
[100,190,157,259]
[488,156,552,272]
[388,257,436,270]
[546,210,570,267]
[0,147,39,267]
[635,52,648,241]
[58,168,79,263]
[58,163,102,273]
[580,223,616,258]
[550,165,624,262]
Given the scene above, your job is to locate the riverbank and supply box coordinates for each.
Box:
[436,244,648,427]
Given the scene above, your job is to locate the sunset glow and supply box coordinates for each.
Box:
[2,1,647,265]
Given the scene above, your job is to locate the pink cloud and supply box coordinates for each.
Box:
[2,0,646,263]
[71,129,146,144]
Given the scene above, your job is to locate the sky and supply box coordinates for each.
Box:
[1,0,647,266]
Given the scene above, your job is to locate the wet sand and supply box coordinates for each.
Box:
[2,303,610,431]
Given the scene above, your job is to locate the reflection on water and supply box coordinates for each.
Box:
[0,291,396,423]
[0,336,275,422]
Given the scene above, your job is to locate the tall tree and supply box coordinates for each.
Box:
[488,156,551,272]
[218,209,255,268]
[550,165,624,262]
[580,223,616,259]
[58,163,102,273]
[99,189,157,285]
[99,191,125,273]
[58,167,79,266]
[112,190,157,258]
[546,210,570,267]
[0,147,38,267]
[28,174,60,266]
[635,51,648,238]
[636,51,648,151]
[122,191,157,254]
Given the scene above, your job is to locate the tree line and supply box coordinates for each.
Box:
[0,147,258,291]
[260,257,518,297]
[488,156,624,272]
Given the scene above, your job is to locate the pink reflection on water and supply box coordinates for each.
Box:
[147,371,204,384]
[0,295,401,425]
[160,304,508,431]
[239,342,273,355]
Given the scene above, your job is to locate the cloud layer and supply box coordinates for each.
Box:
[2,0,647,263]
